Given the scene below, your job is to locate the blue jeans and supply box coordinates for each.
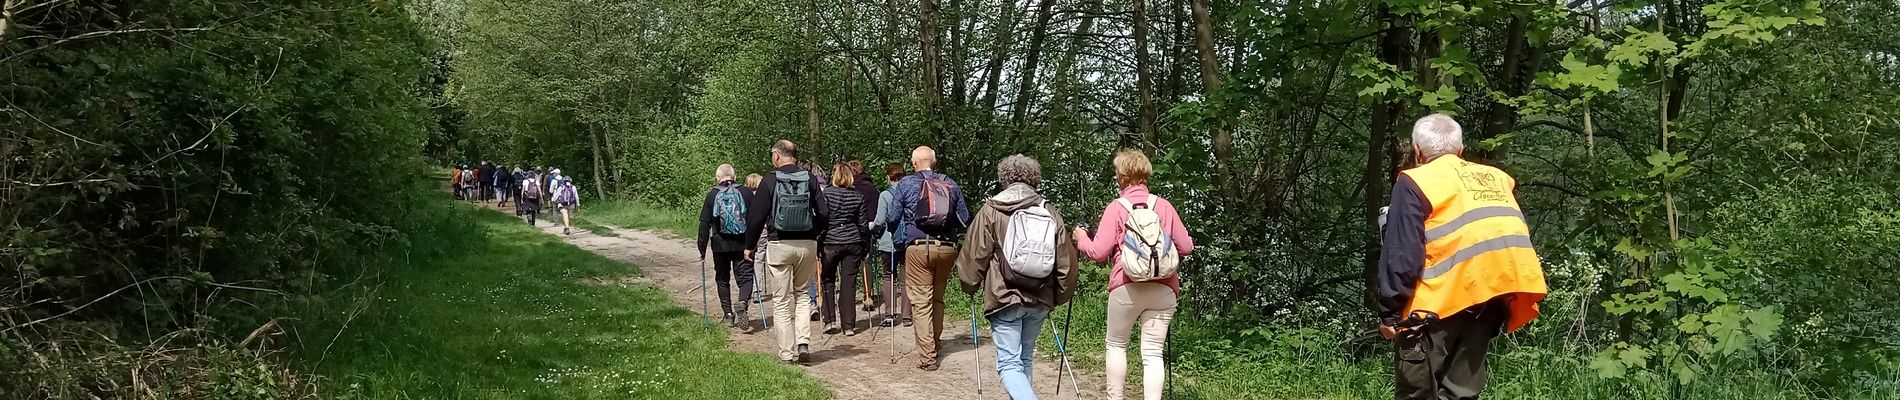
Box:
[991,304,1050,400]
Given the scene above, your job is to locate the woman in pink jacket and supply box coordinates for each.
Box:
[1071,149,1195,400]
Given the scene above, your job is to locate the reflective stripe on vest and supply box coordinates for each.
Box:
[1399,155,1549,333]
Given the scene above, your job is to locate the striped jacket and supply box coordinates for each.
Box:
[820,186,866,245]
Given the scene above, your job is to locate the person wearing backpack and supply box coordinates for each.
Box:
[818,161,868,336]
[744,140,828,365]
[519,169,543,224]
[885,146,972,371]
[450,165,466,199]
[549,169,581,235]
[699,164,756,330]
[743,173,767,306]
[1071,149,1196,400]
[870,163,913,328]
[493,165,514,207]
[847,160,881,313]
[957,155,1079,400]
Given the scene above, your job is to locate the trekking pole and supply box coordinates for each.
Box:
[700,257,711,329]
[886,250,899,364]
[970,279,984,397]
[1055,297,1079,395]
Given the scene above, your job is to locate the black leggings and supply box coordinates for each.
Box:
[820,243,866,326]
[712,251,754,315]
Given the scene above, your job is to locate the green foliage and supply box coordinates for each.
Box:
[310,206,828,399]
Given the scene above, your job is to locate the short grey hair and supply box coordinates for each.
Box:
[715,164,736,181]
[1411,114,1465,160]
[996,154,1042,188]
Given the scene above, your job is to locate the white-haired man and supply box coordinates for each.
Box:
[1375,114,1549,400]
[699,164,755,329]
[885,146,972,371]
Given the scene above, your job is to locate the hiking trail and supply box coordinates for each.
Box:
[482,201,1103,399]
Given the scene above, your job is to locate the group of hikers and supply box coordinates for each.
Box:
[689,114,1547,400]
[450,162,584,234]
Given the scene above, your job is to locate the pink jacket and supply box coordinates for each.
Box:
[1076,185,1195,293]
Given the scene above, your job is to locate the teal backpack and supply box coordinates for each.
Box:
[771,171,814,231]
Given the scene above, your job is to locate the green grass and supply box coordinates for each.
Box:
[303,203,826,400]
[578,200,697,238]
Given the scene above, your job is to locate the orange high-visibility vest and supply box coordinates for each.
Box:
[1398,155,1548,332]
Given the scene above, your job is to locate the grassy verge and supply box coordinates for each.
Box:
[303,203,826,400]
[577,200,696,238]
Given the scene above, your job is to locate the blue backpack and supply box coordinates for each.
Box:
[714,185,747,235]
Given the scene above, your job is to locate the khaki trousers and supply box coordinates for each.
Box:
[766,240,819,361]
[903,243,958,366]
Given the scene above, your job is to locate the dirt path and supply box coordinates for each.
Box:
[478,200,1101,400]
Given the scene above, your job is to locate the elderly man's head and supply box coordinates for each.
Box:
[1411,114,1465,161]
[910,146,937,171]
[770,140,798,167]
[996,154,1042,188]
[715,164,736,182]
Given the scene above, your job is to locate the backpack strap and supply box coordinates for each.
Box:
[1116,198,1145,212]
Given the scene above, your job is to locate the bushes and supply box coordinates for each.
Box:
[2,1,456,397]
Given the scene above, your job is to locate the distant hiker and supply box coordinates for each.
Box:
[458,165,477,200]
[549,169,580,235]
[847,160,880,312]
[494,165,514,207]
[1375,114,1548,400]
[478,162,496,201]
[957,154,1079,400]
[700,164,756,330]
[519,169,543,225]
[744,140,828,365]
[451,165,466,199]
[870,162,913,327]
[819,161,868,336]
[1072,148,1196,400]
[744,173,766,305]
[886,146,971,371]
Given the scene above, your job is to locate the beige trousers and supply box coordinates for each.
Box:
[1104,282,1177,400]
[765,240,819,361]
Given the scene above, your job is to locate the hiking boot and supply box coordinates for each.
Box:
[918,360,940,371]
[810,312,820,321]
[823,322,840,334]
[878,316,896,327]
[796,344,811,365]
[563,227,571,235]
[902,318,914,327]
[721,313,735,327]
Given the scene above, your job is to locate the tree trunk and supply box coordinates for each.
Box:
[1131,0,1157,146]
[920,0,946,141]
[589,124,607,201]
[948,0,969,108]
[807,64,823,157]
[1190,0,1232,196]
[1009,0,1062,130]
[1476,13,1530,161]
[600,122,619,198]
[978,0,1026,120]
[1048,2,1098,130]
[1361,5,1413,311]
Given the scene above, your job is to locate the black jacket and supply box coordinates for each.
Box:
[698,181,752,255]
[1375,175,1427,326]
[745,164,828,243]
[851,172,879,226]
[821,186,866,245]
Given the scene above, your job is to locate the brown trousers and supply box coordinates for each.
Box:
[903,243,957,365]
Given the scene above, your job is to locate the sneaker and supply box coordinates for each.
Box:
[843,324,858,337]
[824,322,840,334]
[721,313,735,326]
[796,344,811,364]
[918,360,940,371]
[902,318,914,327]
[810,312,821,321]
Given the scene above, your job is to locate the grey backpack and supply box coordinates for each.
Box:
[771,171,815,231]
[1000,202,1059,289]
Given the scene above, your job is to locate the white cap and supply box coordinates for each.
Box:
[550,169,562,175]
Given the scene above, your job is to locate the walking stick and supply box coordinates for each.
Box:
[887,250,899,364]
[700,257,711,329]
[1055,297,1079,395]
[970,268,985,397]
